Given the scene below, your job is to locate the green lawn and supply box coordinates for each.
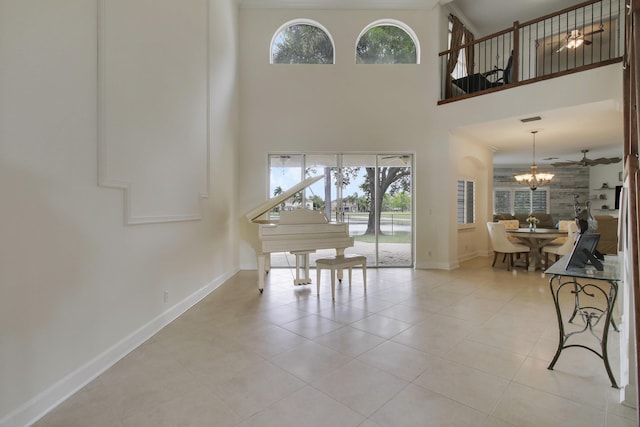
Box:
[354,231,411,244]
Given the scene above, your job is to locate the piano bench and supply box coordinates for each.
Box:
[315,255,367,301]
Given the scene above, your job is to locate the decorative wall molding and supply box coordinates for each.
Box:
[97,0,211,225]
[0,269,237,427]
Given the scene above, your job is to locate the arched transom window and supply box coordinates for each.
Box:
[271,20,335,64]
[356,20,419,64]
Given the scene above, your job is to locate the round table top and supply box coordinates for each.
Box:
[507,228,567,237]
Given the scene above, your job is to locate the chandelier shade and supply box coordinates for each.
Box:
[514,131,554,191]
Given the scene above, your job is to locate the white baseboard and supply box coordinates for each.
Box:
[1,269,237,427]
[458,250,479,263]
[415,260,458,270]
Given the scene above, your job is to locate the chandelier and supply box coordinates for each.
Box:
[514,130,554,191]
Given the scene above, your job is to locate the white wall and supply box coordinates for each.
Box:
[237,5,623,271]
[0,0,239,425]
[590,163,624,216]
[451,137,493,263]
[237,7,463,270]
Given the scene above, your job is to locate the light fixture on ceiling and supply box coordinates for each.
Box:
[566,30,584,49]
[514,131,554,191]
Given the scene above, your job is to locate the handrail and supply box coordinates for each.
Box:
[439,0,624,103]
[519,0,606,27]
[438,27,514,57]
[438,0,608,56]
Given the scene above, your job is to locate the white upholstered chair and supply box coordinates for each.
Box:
[542,222,579,267]
[487,222,530,271]
[549,220,574,245]
[498,219,521,243]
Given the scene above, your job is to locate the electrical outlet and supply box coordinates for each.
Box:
[163,291,169,303]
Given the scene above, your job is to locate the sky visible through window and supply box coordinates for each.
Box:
[270,166,366,199]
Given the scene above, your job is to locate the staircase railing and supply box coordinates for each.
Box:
[438,0,625,104]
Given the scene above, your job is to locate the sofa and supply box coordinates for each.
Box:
[594,215,619,254]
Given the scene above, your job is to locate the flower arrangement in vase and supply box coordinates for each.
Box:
[526,215,539,231]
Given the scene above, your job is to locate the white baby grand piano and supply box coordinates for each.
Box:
[245,176,354,293]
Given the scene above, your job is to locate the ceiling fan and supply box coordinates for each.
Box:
[551,149,621,167]
[381,155,411,164]
[556,25,604,52]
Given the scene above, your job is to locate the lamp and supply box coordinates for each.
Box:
[514,130,554,191]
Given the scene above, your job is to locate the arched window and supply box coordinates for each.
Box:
[271,20,335,64]
[356,20,419,64]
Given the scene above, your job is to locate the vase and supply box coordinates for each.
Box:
[529,222,536,232]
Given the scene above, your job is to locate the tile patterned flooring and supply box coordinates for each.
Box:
[34,258,637,426]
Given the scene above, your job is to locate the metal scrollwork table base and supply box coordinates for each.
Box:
[545,256,620,388]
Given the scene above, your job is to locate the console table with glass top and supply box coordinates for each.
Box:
[545,255,621,388]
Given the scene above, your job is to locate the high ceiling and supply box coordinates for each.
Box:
[238,0,580,31]
[453,100,624,166]
[237,0,440,9]
[448,0,581,35]
[238,0,624,165]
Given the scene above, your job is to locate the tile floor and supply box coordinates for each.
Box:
[34,258,637,427]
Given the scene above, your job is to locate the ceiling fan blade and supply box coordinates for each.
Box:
[583,39,593,45]
[552,151,621,167]
[591,157,622,165]
[583,28,604,36]
[580,158,599,166]
[556,44,568,53]
[381,155,411,165]
[551,160,580,167]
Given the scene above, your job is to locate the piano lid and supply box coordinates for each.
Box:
[245,175,323,223]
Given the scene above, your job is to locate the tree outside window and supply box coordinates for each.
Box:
[271,23,334,64]
[356,25,417,64]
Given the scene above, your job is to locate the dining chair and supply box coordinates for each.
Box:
[487,222,530,271]
[542,222,579,267]
[549,219,574,245]
[498,219,521,243]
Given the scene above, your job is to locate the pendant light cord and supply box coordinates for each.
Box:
[531,130,538,167]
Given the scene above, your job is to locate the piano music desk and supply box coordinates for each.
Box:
[316,255,367,301]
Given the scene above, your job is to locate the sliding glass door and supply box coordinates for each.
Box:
[268,153,413,268]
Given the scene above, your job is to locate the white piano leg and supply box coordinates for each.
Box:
[292,250,314,286]
[257,254,266,293]
[265,253,271,274]
[335,248,345,282]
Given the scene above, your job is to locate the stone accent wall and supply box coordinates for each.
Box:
[494,166,589,225]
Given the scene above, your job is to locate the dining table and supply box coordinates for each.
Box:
[506,228,568,271]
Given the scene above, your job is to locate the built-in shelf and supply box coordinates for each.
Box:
[591,184,616,210]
